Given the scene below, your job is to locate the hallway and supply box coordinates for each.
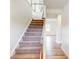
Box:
[44,36,68,59]
[43,18,68,59]
[11,19,68,59]
[11,0,69,59]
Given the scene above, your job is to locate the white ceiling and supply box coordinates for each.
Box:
[44,0,68,9]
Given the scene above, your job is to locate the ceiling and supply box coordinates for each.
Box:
[44,0,68,9]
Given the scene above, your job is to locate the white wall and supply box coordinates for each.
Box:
[43,5,46,18]
[46,9,62,18]
[10,0,32,56]
[44,18,57,36]
[56,15,62,44]
[61,3,69,57]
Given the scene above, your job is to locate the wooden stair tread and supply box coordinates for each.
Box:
[19,41,40,43]
[31,22,43,23]
[16,47,41,50]
[12,54,40,59]
[25,32,42,33]
[29,26,43,28]
[28,26,43,28]
[27,28,42,30]
[32,20,44,22]
[22,37,42,39]
[15,47,41,54]
[20,41,41,44]
[24,32,42,36]
[30,23,43,24]
[30,24,43,25]
[19,44,41,47]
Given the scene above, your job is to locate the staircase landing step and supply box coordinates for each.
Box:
[12,54,40,59]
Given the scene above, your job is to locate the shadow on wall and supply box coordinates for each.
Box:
[10,0,32,56]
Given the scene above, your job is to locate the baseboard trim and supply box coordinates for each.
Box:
[10,19,32,57]
[61,46,69,58]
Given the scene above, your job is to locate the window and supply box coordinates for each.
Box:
[32,0,44,12]
[27,0,31,5]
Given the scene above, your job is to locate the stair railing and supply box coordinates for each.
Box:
[40,19,45,59]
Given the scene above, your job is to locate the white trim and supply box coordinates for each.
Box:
[61,46,69,58]
[10,19,32,57]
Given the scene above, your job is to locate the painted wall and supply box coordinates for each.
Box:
[56,15,62,44]
[44,18,57,37]
[43,5,46,18]
[10,0,32,55]
[46,9,62,18]
[61,3,69,57]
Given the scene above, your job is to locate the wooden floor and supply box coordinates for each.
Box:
[44,36,68,59]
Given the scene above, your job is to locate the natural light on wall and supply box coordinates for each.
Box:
[57,14,62,25]
[46,36,51,49]
[45,24,51,31]
[32,0,44,19]
[27,0,31,5]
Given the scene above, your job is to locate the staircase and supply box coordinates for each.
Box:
[11,20,44,59]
